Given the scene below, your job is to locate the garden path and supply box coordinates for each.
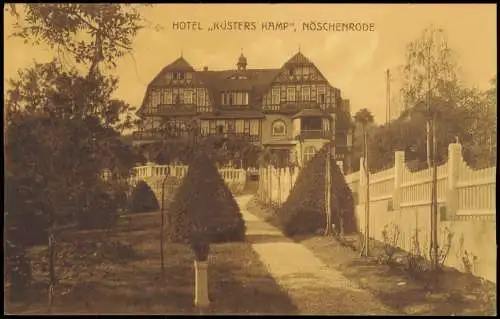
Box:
[236,195,394,315]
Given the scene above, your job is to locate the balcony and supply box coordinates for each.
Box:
[263,101,335,114]
[295,130,333,140]
[146,104,198,116]
[132,130,163,141]
[201,132,260,143]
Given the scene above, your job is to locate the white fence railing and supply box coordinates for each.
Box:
[344,143,496,283]
[131,163,247,196]
[345,143,496,219]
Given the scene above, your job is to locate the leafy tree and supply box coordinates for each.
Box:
[354,108,374,170]
[5,4,148,310]
[8,4,149,78]
[400,25,460,167]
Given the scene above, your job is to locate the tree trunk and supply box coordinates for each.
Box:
[48,228,56,313]
[426,120,432,168]
[430,114,439,269]
[324,144,332,236]
[160,180,166,276]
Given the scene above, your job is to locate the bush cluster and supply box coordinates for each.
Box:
[128,181,160,213]
[275,146,356,236]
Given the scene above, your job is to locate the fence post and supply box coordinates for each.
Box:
[358,157,366,234]
[446,143,462,220]
[393,151,405,211]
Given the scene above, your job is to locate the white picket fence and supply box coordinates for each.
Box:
[346,143,496,220]
[345,143,496,283]
[257,166,300,206]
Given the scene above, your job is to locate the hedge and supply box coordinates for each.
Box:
[276,145,356,236]
[166,152,246,259]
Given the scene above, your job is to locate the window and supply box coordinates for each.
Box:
[317,86,325,104]
[166,73,173,80]
[271,120,286,138]
[197,89,205,106]
[235,92,242,105]
[250,120,259,136]
[222,92,248,105]
[184,90,193,104]
[301,86,311,101]
[235,120,244,133]
[226,120,235,133]
[209,121,216,134]
[165,90,173,104]
[244,120,251,134]
[303,146,317,163]
[272,88,280,104]
[303,66,310,76]
[286,87,296,101]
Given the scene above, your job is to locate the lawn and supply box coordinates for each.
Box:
[5,210,298,315]
[246,197,497,316]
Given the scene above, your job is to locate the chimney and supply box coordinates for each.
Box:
[203,66,208,71]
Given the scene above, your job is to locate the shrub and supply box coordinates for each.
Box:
[378,223,401,265]
[128,181,160,213]
[76,184,122,230]
[5,173,49,246]
[276,146,356,236]
[167,152,246,260]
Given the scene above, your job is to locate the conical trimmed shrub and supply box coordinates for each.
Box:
[276,145,356,236]
[128,181,160,213]
[166,152,246,256]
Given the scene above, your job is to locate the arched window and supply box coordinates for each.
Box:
[271,120,286,138]
[303,146,317,163]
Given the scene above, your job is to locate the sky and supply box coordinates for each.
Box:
[3,4,497,124]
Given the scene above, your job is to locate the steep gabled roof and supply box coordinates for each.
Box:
[164,57,195,72]
[284,52,313,65]
[147,57,196,87]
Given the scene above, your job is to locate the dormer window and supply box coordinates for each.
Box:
[230,75,248,80]
[222,92,249,106]
[173,72,185,80]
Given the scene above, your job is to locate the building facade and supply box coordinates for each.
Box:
[133,51,354,171]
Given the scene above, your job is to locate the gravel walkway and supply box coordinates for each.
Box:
[237,195,395,315]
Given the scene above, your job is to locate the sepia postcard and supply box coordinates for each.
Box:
[4,3,497,315]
